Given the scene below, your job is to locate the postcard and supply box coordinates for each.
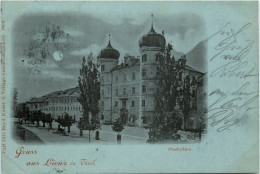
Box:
[0,1,259,173]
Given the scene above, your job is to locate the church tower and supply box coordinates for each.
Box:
[99,34,120,123]
[138,15,166,126]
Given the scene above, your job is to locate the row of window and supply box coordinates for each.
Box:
[101,68,150,85]
[50,98,77,104]
[101,54,160,73]
[118,100,146,107]
[101,85,148,97]
[43,106,82,112]
[101,100,146,108]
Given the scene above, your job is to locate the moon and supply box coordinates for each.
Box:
[53,50,63,61]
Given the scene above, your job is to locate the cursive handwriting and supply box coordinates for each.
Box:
[207,82,258,132]
[206,22,258,132]
[208,23,257,79]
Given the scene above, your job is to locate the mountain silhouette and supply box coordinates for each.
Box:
[186,40,208,73]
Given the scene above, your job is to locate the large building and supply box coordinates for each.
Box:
[26,87,83,121]
[99,20,204,127]
[24,19,205,128]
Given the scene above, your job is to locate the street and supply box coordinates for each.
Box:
[14,120,149,144]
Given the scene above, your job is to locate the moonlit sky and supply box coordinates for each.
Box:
[11,2,213,102]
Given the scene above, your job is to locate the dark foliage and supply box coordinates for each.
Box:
[112,119,124,134]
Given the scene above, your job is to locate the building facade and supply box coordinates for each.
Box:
[26,87,83,121]
[99,21,204,127]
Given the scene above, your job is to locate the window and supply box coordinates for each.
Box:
[68,107,69,111]
[132,73,136,80]
[115,101,118,107]
[116,89,118,96]
[123,101,126,107]
[132,87,135,94]
[102,101,104,106]
[132,101,135,107]
[123,88,126,95]
[101,65,105,71]
[142,85,146,93]
[156,53,159,62]
[101,115,104,120]
[142,54,147,62]
[142,100,146,107]
[142,68,146,77]
[101,90,104,97]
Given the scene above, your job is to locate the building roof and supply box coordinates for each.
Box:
[184,65,204,74]
[111,58,139,71]
[99,40,120,60]
[139,22,166,48]
[27,87,80,103]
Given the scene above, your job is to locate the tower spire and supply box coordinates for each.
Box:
[150,14,155,33]
[107,33,112,48]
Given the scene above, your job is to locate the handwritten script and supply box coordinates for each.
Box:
[207,23,258,132]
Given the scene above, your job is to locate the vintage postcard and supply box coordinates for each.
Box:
[0,1,259,173]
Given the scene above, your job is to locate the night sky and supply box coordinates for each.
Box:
[12,2,207,102]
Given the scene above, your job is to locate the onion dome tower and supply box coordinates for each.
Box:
[99,34,120,124]
[138,15,165,127]
[139,19,166,49]
[99,39,120,60]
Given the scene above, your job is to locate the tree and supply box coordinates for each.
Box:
[147,43,195,143]
[77,53,100,137]
[112,118,124,144]
[147,111,182,143]
[41,113,46,127]
[77,118,99,142]
[64,113,76,133]
[30,111,38,124]
[35,110,43,127]
[16,104,30,124]
[45,114,53,130]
